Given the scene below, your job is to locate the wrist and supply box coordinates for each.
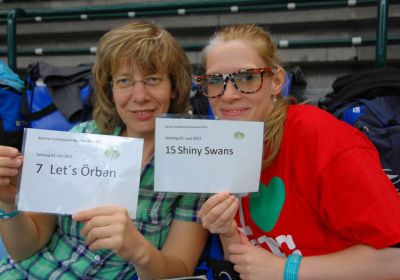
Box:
[0,201,16,213]
[128,235,152,267]
[0,208,20,220]
[284,253,302,280]
[220,227,239,240]
[220,220,240,239]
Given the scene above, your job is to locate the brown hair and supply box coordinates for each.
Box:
[92,21,192,133]
[203,24,287,168]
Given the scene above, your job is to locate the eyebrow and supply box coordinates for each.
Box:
[113,73,131,77]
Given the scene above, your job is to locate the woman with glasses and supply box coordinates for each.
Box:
[0,21,208,279]
[198,24,400,280]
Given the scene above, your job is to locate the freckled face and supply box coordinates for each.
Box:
[112,60,173,138]
[205,40,283,121]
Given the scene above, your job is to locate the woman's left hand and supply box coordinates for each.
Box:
[228,234,286,280]
[72,206,148,263]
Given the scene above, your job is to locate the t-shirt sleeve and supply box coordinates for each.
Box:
[173,193,210,223]
[317,144,400,249]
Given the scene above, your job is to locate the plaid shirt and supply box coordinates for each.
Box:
[0,121,208,280]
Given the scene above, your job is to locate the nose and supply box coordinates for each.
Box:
[130,81,149,103]
[221,78,241,101]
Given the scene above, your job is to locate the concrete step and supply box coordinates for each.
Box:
[0,1,399,97]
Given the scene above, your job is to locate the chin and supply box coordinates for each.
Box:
[127,125,155,137]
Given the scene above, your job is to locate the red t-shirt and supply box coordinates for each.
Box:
[237,105,400,257]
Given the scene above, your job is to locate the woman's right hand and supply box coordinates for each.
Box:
[0,147,57,262]
[0,146,23,210]
[198,192,239,238]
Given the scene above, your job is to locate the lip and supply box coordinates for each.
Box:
[130,109,155,121]
[219,107,249,118]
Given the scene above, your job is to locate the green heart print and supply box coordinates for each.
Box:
[250,176,286,232]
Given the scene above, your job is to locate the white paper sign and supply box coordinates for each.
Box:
[17,128,143,217]
[155,118,264,193]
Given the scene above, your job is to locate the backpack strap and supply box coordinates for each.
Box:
[20,86,58,121]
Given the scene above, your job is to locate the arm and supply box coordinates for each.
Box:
[73,206,208,280]
[136,219,208,279]
[228,241,400,280]
[198,192,241,260]
[0,146,56,261]
[299,245,400,280]
[0,213,56,262]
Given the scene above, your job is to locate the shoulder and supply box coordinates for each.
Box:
[286,104,343,130]
[277,104,379,176]
[284,104,373,151]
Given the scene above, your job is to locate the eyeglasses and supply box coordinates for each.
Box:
[111,76,164,93]
[196,66,277,98]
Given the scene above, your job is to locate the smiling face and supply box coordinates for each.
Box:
[205,40,284,121]
[112,60,173,139]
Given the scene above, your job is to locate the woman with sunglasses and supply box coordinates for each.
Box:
[0,21,208,279]
[198,24,400,280]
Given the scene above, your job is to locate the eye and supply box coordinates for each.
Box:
[115,78,132,88]
[236,71,258,82]
[145,76,163,86]
[206,75,224,85]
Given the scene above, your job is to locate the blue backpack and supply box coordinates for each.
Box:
[0,86,27,149]
[0,61,27,149]
[320,67,400,193]
[21,62,93,131]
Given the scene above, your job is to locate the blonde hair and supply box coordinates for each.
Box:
[204,24,287,168]
[92,21,192,133]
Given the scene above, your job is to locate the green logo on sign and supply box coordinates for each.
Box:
[234,131,245,139]
[104,147,120,159]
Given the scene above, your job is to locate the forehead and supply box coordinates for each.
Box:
[113,58,167,76]
[205,40,264,74]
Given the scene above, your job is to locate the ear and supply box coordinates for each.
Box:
[270,67,285,97]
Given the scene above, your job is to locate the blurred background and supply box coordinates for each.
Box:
[1,0,399,103]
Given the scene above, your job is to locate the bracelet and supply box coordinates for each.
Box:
[284,253,302,280]
[0,208,20,220]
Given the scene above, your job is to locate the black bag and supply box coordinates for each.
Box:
[320,68,400,192]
